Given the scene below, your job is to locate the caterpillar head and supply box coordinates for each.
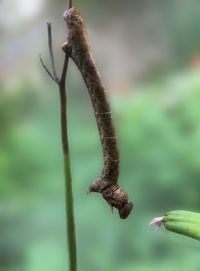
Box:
[102,185,133,219]
[119,201,133,219]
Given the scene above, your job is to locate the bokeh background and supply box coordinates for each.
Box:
[1,0,200,270]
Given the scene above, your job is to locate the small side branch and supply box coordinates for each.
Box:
[40,22,60,84]
[40,21,70,87]
[39,53,59,84]
[47,22,59,82]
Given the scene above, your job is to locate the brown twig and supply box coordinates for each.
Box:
[40,22,60,84]
[39,52,58,84]
[59,54,69,154]
[68,0,72,9]
[47,21,59,82]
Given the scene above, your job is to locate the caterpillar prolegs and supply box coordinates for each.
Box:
[62,7,133,219]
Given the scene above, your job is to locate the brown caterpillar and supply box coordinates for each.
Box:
[62,7,133,219]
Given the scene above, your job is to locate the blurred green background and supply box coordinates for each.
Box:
[0,0,200,270]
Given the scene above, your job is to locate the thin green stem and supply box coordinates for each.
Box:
[64,153,77,271]
[59,55,77,271]
[61,2,76,268]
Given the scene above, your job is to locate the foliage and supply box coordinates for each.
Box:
[0,70,200,271]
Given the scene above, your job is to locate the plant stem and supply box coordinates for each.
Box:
[59,56,77,271]
[40,19,77,270]
[68,0,72,9]
[60,1,76,268]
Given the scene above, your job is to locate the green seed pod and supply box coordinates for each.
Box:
[164,221,200,241]
[164,210,200,225]
[150,210,200,241]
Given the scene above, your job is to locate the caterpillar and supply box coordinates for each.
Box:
[61,7,133,219]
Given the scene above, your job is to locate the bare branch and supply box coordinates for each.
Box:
[39,53,59,84]
[47,22,59,82]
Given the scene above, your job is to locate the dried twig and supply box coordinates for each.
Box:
[39,54,57,83]
[47,22,59,82]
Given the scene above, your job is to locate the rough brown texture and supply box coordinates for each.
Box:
[62,7,133,219]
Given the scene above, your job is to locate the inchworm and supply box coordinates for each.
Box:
[62,7,133,219]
